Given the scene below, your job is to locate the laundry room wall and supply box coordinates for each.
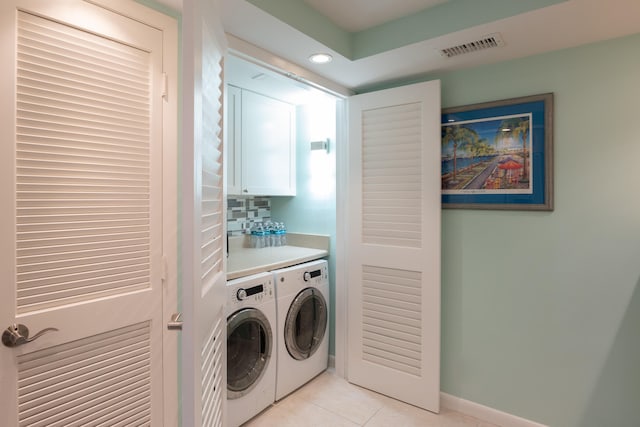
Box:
[414,32,640,427]
[271,98,337,354]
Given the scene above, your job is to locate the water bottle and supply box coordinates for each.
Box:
[279,222,287,246]
[272,222,282,247]
[250,225,259,248]
[264,221,275,247]
[252,224,265,248]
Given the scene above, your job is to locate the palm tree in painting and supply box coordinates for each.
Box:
[442,125,478,185]
[467,138,494,162]
[495,117,530,183]
[479,140,496,157]
[512,119,530,182]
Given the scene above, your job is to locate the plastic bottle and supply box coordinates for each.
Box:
[272,222,283,247]
[264,221,274,247]
[279,222,287,246]
[250,225,259,248]
[255,224,266,248]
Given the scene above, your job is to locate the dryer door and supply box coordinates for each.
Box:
[227,308,273,399]
[284,288,328,360]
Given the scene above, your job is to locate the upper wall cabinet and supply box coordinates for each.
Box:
[227,85,296,196]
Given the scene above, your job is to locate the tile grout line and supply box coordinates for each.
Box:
[305,399,362,426]
[361,406,384,427]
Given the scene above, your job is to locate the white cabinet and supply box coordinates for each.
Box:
[226,85,296,196]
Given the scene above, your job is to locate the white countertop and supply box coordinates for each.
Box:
[226,233,329,280]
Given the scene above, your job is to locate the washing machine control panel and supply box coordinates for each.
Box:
[230,279,274,304]
[236,288,248,300]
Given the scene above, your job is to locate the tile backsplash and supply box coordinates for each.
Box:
[227,196,271,236]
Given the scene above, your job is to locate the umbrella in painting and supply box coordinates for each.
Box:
[498,159,523,170]
[498,158,523,184]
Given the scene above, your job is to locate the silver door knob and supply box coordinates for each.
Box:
[2,324,59,348]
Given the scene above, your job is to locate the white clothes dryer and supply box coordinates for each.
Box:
[226,272,276,427]
[272,259,329,401]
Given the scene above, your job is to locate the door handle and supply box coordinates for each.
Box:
[2,324,59,348]
[167,313,183,330]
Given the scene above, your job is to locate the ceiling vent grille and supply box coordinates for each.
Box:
[438,33,505,58]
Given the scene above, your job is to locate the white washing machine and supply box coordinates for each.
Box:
[226,272,276,427]
[272,259,329,401]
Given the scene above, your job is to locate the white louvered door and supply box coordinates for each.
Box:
[181,0,227,425]
[0,1,166,425]
[346,81,441,412]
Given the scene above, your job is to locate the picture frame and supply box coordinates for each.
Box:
[441,93,553,211]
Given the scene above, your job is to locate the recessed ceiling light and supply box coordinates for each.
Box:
[309,53,332,64]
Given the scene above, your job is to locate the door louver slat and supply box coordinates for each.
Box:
[362,103,422,248]
[202,317,224,427]
[200,44,223,288]
[18,322,152,427]
[15,11,152,314]
[362,265,422,376]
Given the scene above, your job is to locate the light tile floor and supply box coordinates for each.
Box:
[243,369,500,427]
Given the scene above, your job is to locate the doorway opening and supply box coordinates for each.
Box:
[223,52,341,362]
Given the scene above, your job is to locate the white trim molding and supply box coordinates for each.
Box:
[440,393,549,427]
[328,355,336,369]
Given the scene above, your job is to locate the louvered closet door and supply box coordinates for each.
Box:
[181,0,227,425]
[0,1,165,425]
[346,81,441,412]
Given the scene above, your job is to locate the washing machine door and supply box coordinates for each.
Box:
[227,307,273,399]
[284,288,327,360]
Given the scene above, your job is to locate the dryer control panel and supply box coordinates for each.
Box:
[301,265,327,286]
[275,260,328,291]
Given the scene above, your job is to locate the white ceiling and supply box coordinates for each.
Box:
[302,0,449,32]
[155,0,640,93]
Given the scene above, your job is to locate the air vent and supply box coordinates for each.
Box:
[438,33,505,58]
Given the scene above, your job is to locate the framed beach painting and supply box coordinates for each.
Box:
[441,93,554,210]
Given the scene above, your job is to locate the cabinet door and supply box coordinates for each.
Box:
[241,90,296,196]
[226,85,242,195]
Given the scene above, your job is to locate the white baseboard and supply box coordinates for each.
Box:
[440,392,548,427]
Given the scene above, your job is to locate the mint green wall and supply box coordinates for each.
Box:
[135,0,180,19]
[248,0,566,60]
[271,100,337,354]
[352,0,565,59]
[428,34,640,426]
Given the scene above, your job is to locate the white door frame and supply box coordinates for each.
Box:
[334,98,349,377]
[84,1,179,423]
[223,36,354,378]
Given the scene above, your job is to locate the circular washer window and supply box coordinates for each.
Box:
[227,307,273,399]
[284,288,327,361]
